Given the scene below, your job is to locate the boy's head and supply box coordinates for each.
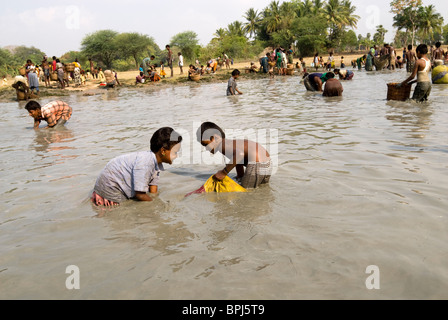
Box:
[25,100,42,119]
[196,122,225,154]
[333,68,340,75]
[150,127,183,165]
[416,44,428,57]
[435,42,441,48]
[231,69,240,77]
[408,44,413,50]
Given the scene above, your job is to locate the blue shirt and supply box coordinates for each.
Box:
[94,151,163,203]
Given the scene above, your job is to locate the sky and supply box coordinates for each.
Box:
[1,0,447,56]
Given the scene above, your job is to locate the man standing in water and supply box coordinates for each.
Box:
[432,42,444,67]
[405,45,417,73]
[398,44,432,102]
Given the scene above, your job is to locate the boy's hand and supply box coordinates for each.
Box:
[214,170,227,181]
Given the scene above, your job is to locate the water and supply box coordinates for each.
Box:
[1,69,448,299]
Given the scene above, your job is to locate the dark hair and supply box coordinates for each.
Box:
[333,68,340,74]
[150,127,182,153]
[326,72,335,79]
[231,69,240,76]
[196,122,225,142]
[25,100,41,111]
[408,44,413,50]
[151,55,155,59]
[436,42,441,48]
[416,44,428,54]
[53,56,56,60]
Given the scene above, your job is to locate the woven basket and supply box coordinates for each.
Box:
[50,72,58,81]
[387,83,412,101]
[286,68,294,75]
[287,64,294,69]
[16,91,26,100]
[190,74,200,81]
[19,68,26,76]
[65,63,75,72]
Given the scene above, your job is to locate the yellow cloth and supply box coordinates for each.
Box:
[203,175,247,193]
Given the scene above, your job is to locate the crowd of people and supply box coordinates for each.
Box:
[10,55,122,100]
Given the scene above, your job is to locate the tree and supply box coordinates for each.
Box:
[115,33,158,67]
[243,8,261,40]
[170,31,200,61]
[81,30,119,68]
[391,0,422,46]
[13,46,47,65]
[293,16,327,56]
[60,51,87,67]
[323,0,359,48]
[418,5,444,43]
[341,29,358,51]
[373,25,388,44]
[443,24,448,43]
[227,21,246,38]
[213,28,227,42]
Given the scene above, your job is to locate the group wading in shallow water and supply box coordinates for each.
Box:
[17,41,448,206]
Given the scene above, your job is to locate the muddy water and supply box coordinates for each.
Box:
[1,69,448,299]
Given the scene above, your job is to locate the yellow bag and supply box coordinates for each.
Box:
[203,175,246,193]
[185,175,246,197]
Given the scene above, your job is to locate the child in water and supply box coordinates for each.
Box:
[196,122,272,189]
[91,127,182,206]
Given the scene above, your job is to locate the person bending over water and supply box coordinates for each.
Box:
[197,122,271,189]
[91,127,182,206]
[25,100,72,129]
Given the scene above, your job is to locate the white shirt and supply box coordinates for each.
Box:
[178,55,184,67]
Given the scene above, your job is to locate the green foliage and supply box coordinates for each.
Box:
[293,16,327,57]
[13,46,47,65]
[81,30,119,68]
[170,31,200,61]
[115,32,159,67]
[60,51,88,67]
[443,24,448,43]
[340,29,358,51]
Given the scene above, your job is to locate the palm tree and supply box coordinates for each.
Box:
[213,28,227,41]
[227,21,245,38]
[243,8,261,40]
[341,0,359,29]
[373,25,388,44]
[263,1,282,33]
[418,5,444,43]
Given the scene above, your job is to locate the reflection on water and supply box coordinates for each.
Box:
[32,127,76,153]
[386,100,433,141]
[1,69,448,299]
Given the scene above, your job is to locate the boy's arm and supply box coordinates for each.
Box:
[33,119,41,129]
[215,142,245,180]
[400,59,420,86]
[134,191,153,201]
